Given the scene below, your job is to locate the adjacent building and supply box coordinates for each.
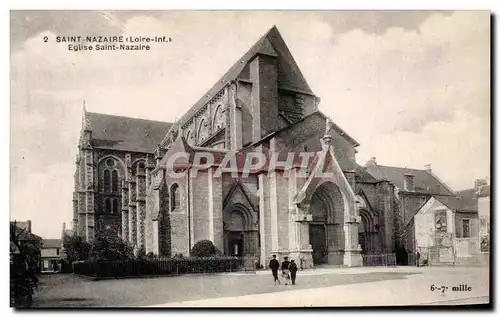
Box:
[477,182,490,254]
[10,220,42,272]
[40,239,62,272]
[364,160,457,264]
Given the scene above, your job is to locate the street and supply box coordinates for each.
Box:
[32,266,489,307]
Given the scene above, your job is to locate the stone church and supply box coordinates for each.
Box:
[73,26,455,268]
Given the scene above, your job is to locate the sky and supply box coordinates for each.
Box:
[10,10,490,238]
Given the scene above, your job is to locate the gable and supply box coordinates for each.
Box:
[223,181,258,212]
[295,146,357,212]
[178,26,315,128]
[418,197,450,216]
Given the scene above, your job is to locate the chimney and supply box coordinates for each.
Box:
[366,157,377,167]
[424,164,432,173]
[404,173,415,192]
[474,178,488,192]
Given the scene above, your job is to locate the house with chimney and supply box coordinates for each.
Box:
[365,158,485,265]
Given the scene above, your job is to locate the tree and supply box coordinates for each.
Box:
[10,221,41,307]
[62,233,90,263]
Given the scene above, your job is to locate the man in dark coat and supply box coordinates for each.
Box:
[268,255,280,285]
[281,257,291,285]
[289,259,298,285]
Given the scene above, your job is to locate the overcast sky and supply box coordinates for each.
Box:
[10,10,490,238]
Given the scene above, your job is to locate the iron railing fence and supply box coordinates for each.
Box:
[73,255,256,279]
[362,253,397,267]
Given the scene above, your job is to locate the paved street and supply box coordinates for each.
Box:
[32,266,489,307]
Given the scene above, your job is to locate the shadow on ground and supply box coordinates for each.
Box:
[32,271,417,307]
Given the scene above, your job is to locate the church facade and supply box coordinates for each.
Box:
[73,26,449,268]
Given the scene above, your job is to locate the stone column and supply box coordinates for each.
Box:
[121,180,129,241]
[290,202,314,269]
[208,168,223,251]
[326,223,344,265]
[152,219,159,255]
[83,149,95,242]
[380,180,394,253]
[269,170,279,253]
[287,168,299,252]
[128,172,137,246]
[258,173,268,268]
[72,192,78,233]
[228,82,242,150]
[343,217,363,267]
[136,171,146,248]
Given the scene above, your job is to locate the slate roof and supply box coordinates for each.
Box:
[42,239,62,249]
[354,164,377,183]
[433,190,478,213]
[87,112,172,153]
[455,188,479,212]
[433,195,461,211]
[365,164,454,196]
[240,111,360,150]
[477,184,490,197]
[178,25,315,126]
[10,222,42,242]
[158,137,236,171]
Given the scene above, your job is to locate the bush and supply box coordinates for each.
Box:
[89,235,133,261]
[190,240,217,258]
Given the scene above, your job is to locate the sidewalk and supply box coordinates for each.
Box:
[230,265,470,276]
[147,266,489,307]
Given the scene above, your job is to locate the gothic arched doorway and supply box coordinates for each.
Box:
[358,209,380,255]
[223,204,258,257]
[308,181,345,265]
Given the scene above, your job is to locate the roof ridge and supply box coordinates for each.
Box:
[377,164,425,172]
[87,112,172,125]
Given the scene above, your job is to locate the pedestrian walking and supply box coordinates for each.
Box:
[268,254,281,285]
[281,257,291,285]
[289,259,298,285]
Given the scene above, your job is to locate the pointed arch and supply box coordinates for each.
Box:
[212,104,226,130]
[197,118,209,143]
[105,198,111,213]
[98,155,124,194]
[97,155,126,170]
[224,203,254,231]
[111,170,118,192]
[359,209,375,233]
[170,183,180,211]
[103,170,111,192]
